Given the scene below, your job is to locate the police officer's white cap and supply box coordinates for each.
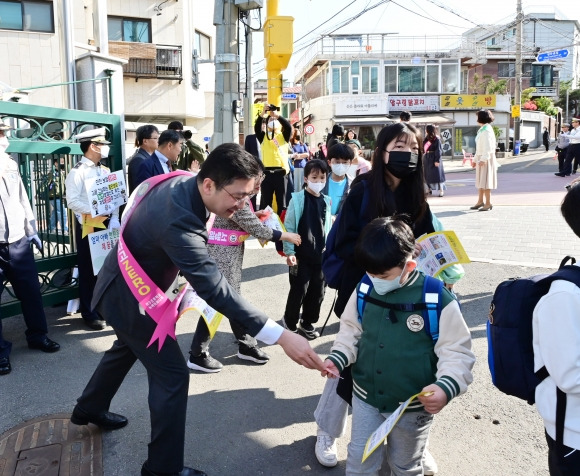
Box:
[74,127,110,144]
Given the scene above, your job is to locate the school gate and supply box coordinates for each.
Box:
[0,101,123,318]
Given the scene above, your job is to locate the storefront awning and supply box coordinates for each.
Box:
[409,114,455,125]
[334,116,394,125]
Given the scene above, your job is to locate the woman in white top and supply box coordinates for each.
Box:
[471,109,498,211]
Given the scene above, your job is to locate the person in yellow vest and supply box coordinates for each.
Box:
[254,103,292,211]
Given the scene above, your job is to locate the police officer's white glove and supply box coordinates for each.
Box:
[108,217,121,230]
[28,234,43,251]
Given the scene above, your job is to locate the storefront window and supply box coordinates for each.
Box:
[455,126,479,155]
[441,64,458,93]
[332,66,349,94]
[362,65,379,93]
[358,126,376,151]
[398,66,425,93]
[426,65,439,92]
[384,65,397,93]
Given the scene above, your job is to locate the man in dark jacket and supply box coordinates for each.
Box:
[127,125,160,193]
[543,127,550,152]
[70,143,323,476]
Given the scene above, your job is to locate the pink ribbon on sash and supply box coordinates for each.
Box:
[117,171,192,351]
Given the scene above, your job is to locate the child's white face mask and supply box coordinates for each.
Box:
[307,181,326,194]
[367,271,403,295]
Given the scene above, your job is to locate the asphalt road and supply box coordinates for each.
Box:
[0,147,563,475]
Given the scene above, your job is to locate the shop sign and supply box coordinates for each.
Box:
[388,96,439,112]
[440,95,496,110]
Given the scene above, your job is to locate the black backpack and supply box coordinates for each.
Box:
[487,256,580,445]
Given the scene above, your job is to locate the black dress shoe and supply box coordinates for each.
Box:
[141,462,207,476]
[71,405,128,430]
[0,357,11,375]
[83,318,106,330]
[555,172,566,177]
[28,336,60,353]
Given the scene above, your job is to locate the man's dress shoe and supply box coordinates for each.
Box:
[71,405,128,430]
[28,336,60,353]
[0,357,11,375]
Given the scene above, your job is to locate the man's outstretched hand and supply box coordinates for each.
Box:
[277,330,324,371]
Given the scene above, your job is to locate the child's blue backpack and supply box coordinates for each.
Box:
[336,273,445,405]
[321,181,369,289]
[487,256,580,405]
[356,273,444,341]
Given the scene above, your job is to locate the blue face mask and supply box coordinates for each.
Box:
[367,266,407,295]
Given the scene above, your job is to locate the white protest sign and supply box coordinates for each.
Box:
[88,227,120,275]
[85,170,127,217]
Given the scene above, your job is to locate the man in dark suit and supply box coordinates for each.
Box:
[127,125,160,193]
[70,143,323,476]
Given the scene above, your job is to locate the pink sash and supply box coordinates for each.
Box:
[117,171,191,351]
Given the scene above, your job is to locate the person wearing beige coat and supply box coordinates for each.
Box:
[471,109,498,211]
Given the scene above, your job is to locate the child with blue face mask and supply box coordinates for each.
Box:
[322,216,474,475]
[282,159,332,339]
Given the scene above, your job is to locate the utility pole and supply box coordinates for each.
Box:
[513,0,523,155]
[212,0,240,147]
[243,19,255,138]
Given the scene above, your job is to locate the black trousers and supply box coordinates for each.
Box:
[77,276,190,473]
[259,168,286,212]
[562,144,580,175]
[0,236,48,358]
[557,147,568,173]
[283,259,325,328]
[189,315,257,355]
[546,431,580,476]
[75,220,100,321]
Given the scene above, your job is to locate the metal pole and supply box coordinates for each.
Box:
[62,0,77,110]
[244,22,255,138]
[513,0,523,155]
[211,0,240,147]
[566,88,569,122]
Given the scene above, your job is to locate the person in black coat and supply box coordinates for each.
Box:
[423,124,446,197]
[127,125,160,193]
[326,124,344,150]
[70,144,323,476]
[543,127,550,152]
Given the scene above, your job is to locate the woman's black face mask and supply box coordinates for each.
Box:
[385,150,419,178]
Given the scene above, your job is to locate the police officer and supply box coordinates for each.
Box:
[0,151,60,376]
[65,129,120,330]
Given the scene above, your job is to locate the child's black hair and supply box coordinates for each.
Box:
[327,143,355,162]
[562,183,580,238]
[355,216,415,274]
[304,158,329,178]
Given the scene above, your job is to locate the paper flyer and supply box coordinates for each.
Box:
[416,231,470,277]
[85,170,127,217]
[178,285,225,338]
[362,391,433,463]
[258,206,286,246]
[88,227,120,275]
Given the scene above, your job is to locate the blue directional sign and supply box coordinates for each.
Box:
[537,49,569,62]
[282,93,297,100]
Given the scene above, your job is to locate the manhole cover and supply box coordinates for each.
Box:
[0,414,102,475]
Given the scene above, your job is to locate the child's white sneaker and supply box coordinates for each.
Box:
[423,449,438,475]
[315,428,338,467]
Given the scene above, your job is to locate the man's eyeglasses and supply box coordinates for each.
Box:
[221,187,256,205]
[145,136,160,141]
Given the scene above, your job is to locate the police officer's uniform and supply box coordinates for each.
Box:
[0,151,60,375]
[65,131,119,328]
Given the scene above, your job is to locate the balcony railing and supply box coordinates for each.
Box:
[155,45,183,82]
[294,34,484,80]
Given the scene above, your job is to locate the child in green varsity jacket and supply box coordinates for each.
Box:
[321,216,474,476]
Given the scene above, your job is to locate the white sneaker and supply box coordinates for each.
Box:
[423,449,438,475]
[315,429,338,467]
